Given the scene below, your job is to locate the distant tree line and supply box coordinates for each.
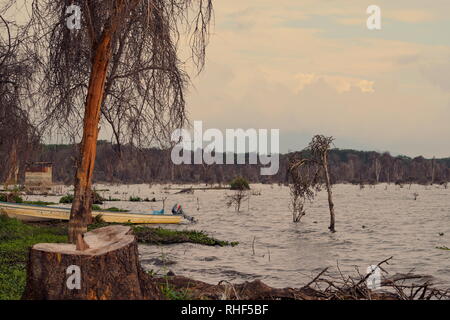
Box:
[24,141,450,186]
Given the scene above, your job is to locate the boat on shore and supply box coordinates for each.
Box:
[0,202,182,224]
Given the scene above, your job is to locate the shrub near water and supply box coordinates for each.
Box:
[59,194,74,204]
[104,207,129,212]
[23,201,57,206]
[1,193,56,206]
[133,226,239,247]
[0,193,23,203]
[59,191,105,204]
[230,177,250,191]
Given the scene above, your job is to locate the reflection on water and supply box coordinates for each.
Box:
[26,183,450,288]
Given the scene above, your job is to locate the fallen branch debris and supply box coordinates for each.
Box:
[157,257,449,300]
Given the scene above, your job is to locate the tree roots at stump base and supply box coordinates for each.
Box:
[76,234,90,251]
[67,220,88,244]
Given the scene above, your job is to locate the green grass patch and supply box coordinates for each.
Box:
[91,205,128,212]
[103,207,129,212]
[0,214,67,300]
[133,226,239,247]
[0,193,23,203]
[90,206,130,212]
[160,281,192,300]
[88,222,238,247]
[88,222,237,246]
[59,194,74,204]
[0,216,237,299]
[22,201,57,206]
[60,192,106,205]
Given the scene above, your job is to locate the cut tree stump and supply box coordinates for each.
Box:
[22,225,161,300]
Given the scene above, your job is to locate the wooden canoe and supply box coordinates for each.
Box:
[0,202,182,224]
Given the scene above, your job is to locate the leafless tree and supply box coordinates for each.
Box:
[226,190,249,212]
[289,135,336,232]
[381,152,393,185]
[431,156,436,185]
[309,135,336,232]
[16,0,213,243]
[359,180,365,190]
[288,157,320,222]
[0,11,39,186]
[373,156,382,184]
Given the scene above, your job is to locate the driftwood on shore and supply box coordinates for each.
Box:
[22,226,449,300]
[158,268,449,300]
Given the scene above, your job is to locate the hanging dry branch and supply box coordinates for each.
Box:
[14,0,214,243]
[23,0,213,149]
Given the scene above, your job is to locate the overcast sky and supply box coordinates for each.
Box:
[183,0,450,158]
[7,1,450,157]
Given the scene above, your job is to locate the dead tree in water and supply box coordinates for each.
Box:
[310,135,336,232]
[289,135,336,231]
[431,157,436,185]
[21,0,213,243]
[373,156,382,184]
[226,190,249,212]
[288,158,320,222]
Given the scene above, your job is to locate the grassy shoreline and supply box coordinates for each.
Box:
[0,215,67,299]
[0,214,237,300]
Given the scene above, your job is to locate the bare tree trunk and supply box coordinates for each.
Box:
[374,158,381,184]
[431,157,436,185]
[4,138,18,187]
[68,32,112,243]
[169,149,174,182]
[323,152,336,232]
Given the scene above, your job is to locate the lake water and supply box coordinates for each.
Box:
[25,183,450,289]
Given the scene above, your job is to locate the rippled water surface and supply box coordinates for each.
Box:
[28,183,450,288]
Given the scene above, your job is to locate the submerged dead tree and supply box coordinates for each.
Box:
[226,177,250,212]
[22,0,213,243]
[226,190,249,212]
[289,135,336,231]
[288,157,319,222]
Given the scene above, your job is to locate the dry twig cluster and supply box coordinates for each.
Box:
[159,257,449,300]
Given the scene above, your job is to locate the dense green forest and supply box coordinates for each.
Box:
[16,141,449,185]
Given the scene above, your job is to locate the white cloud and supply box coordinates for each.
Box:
[294,74,375,94]
[385,10,436,23]
[186,0,450,157]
